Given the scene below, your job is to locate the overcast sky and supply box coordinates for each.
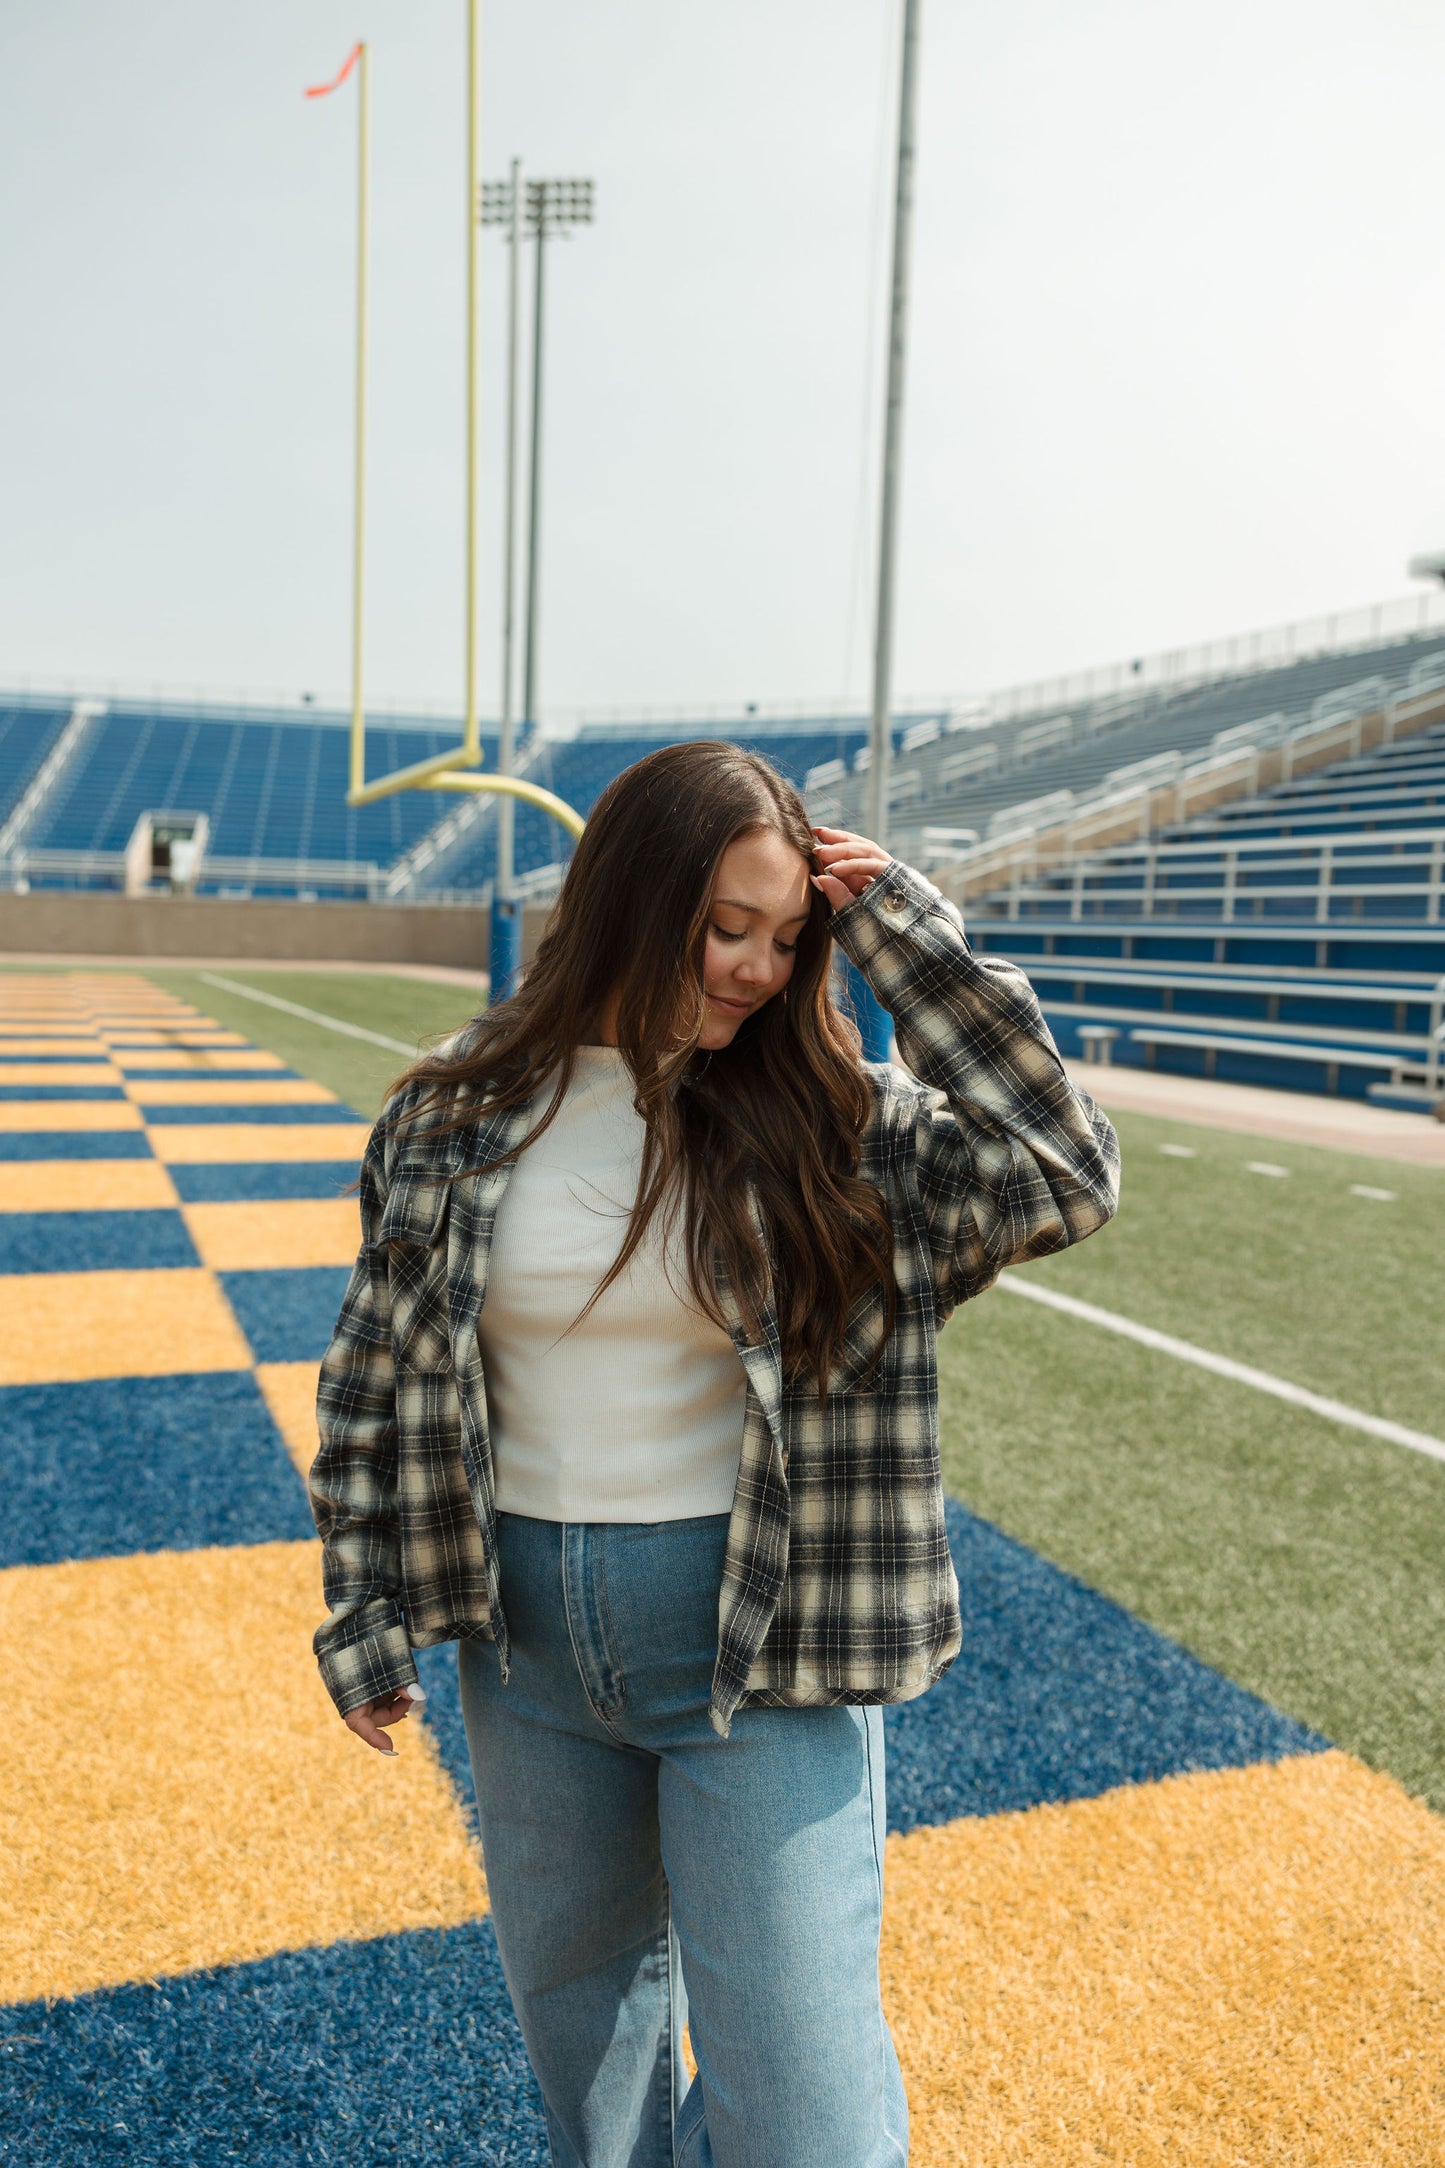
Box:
[3,0,1444,719]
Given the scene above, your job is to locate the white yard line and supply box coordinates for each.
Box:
[199,972,418,1057]
[1000,1276,1445,1467]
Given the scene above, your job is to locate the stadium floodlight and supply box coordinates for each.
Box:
[481,173,596,739]
[480,170,596,997]
[479,157,529,1000]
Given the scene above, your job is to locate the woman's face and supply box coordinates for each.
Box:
[699,827,813,1050]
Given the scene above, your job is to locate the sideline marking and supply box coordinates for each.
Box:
[1000,1277,1445,1467]
[1350,1183,1396,1202]
[1246,1160,1290,1178]
[199,974,419,1058]
[1157,1143,1197,1158]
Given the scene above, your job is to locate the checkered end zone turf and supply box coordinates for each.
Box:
[2,974,1442,2166]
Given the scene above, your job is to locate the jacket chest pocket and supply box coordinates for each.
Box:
[380,1167,454,1374]
[827,1282,896,1397]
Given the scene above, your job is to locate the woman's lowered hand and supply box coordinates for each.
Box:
[810,826,891,909]
[344,1683,426,1755]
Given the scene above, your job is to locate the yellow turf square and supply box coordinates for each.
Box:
[0,1542,486,2005]
[0,1038,111,1056]
[150,1123,371,1164]
[0,1160,180,1213]
[882,1751,1445,2166]
[183,1198,362,1271]
[0,1061,122,1085]
[100,1014,229,1032]
[111,1049,288,1073]
[0,1100,143,1131]
[98,1030,250,1049]
[0,1008,99,1022]
[257,1360,323,1479]
[0,1268,253,1384]
[125,1078,338,1107]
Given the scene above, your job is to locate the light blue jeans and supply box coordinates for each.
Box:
[457,1511,909,2168]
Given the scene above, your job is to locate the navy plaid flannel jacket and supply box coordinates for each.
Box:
[309,859,1120,1735]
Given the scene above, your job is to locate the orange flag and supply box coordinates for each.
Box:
[304,42,362,99]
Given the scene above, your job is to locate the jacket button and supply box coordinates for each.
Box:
[883,888,906,911]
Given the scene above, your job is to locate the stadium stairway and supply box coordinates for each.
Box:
[4,972,1443,2161]
[0,700,74,835]
[963,722,1445,1109]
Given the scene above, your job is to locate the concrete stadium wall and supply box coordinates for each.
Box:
[0,891,553,968]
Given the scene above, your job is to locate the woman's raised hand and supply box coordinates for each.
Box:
[810,826,891,910]
[344,1683,426,1756]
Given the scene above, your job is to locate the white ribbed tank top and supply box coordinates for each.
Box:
[477,1045,747,1521]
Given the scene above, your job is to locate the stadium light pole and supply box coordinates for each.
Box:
[479,160,527,1002]
[522,178,595,735]
[480,172,594,1000]
[854,0,921,1061]
[462,0,482,770]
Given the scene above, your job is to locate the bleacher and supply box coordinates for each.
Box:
[0,699,497,899]
[3,611,1444,1112]
[808,631,1445,871]
[0,696,890,903]
[405,719,889,898]
[958,716,1445,1111]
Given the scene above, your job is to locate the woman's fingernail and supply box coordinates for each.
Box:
[405,1685,427,1704]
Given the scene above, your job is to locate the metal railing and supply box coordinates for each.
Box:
[978,590,1445,724]
[8,847,389,899]
[985,826,1445,926]
[929,685,1445,895]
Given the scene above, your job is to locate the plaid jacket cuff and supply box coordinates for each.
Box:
[315,1599,419,1719]
[829,857,966,986]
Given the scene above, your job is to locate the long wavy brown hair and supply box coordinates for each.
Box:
[391,739,895,1393]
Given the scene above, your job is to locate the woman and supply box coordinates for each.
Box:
[310,740,1119,2167]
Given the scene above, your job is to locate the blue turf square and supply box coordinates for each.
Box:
[220,1266,354,1362]
[0,1131,153,1161]
[166,1160,360,1203]
[0,1208,198,1275]
[0,1083,127,1100]
[878,1499,1328,1829]
[118,1066,303,1082]
[142,1103,364,1126]
[0,1371,315,1566]
[0,1922,547,2168]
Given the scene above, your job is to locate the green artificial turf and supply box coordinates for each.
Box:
[145,968,485,1117]
[1005,1103,1443,1437]
[937,1102,1445,1812]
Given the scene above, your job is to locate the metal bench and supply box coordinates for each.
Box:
[1128,1026,1404,1091]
